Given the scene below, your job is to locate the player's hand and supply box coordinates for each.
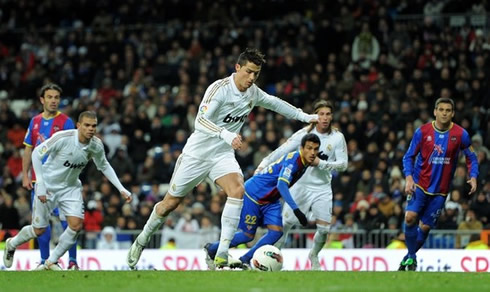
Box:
[404,175,415,195]
[467,177,477,195]
[254,166,264,174]
[305,113,318,123]
[22,175,33,190]
[231,134,243,150]
[38,195,47,204]
[121,191,133,203]
[318,151,329,161]
[293,208,308,227]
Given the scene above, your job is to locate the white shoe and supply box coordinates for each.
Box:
[33,263,46,271]
[3,238,15,268]
[203,243,216,270]
[127,240,145,270]
[309,251,321,271]
[44,260,62,271]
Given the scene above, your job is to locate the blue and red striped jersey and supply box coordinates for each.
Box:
[245,150,307,205]
[23,111,74,181]
[403,121,479,195]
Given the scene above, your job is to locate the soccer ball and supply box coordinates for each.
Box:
[251,245,283,271]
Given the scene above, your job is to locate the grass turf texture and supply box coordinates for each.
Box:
[1,271,488,292]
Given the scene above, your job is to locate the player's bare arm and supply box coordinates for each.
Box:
[22,145,33,190]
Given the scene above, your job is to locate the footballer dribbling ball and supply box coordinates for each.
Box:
[251,245,283,271]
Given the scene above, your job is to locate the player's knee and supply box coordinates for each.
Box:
[420,224,431,233]
[227,185,244,199]
[405,212,417,225]
[70,223,83,232]
[268,229,283,242]
[159,195,181,216]
[34,227,46,237]
[316,224,330,235]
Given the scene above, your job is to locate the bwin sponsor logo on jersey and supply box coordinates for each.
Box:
[63,160,86,169]
[223,113,248,123]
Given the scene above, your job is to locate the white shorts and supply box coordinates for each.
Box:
[168,152,242,197]
[282,184,333,225]
[32,186,84,228]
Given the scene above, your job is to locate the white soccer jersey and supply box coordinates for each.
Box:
[32,129,122,194]
[183,73,316,158]
[260,127,348,192]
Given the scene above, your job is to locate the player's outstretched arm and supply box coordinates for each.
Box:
[256,89,317,123]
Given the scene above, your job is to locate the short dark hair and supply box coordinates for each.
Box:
[78,110,97,122]
[435,97,454,110]
[237,48,266,67]
[313,100,334,113]
[301,133,321,147]
[40,83,62,97]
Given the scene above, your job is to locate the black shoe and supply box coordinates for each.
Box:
[398,260,407,271]
[406,258,417,271]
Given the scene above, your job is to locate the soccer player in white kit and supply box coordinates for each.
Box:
[3,111,132,270]
[127,48,317,269]
[257,100,348,270]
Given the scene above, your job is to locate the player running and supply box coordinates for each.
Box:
[204,133,321,269]
[258,100,348,270]
[127,48,317,269]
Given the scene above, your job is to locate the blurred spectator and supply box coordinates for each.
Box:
[457,209,483,248]
[96,226,120,249]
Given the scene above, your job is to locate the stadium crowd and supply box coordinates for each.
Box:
[0,0,489,249]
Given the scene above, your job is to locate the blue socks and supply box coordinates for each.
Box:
[404,224,417,259]
[37,225,51,264]
[239,229,283,264]
[207,231,253,259]
[415,227,428,252]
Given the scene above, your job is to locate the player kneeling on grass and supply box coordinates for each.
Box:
[3,111,132,270]
[204,133,321,269]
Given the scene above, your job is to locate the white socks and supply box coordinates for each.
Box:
[9,225,37,248]
[48,227,78,263]
[137,204,167,246]
[215,197,243,258]
[275,222,293,249]
[310,224,330,256]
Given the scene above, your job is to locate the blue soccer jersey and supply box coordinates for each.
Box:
[245,150,308,206]
[403,122,478,196]
[239,150,308,233]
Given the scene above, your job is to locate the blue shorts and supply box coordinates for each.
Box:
[30,186,60,217]
[238,194,283,235]
[406,187,446,228]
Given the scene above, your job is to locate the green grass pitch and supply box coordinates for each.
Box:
[1,271,488,292]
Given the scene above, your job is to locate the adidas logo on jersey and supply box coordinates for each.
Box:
[63,160,86,169]
[223,113,248,123]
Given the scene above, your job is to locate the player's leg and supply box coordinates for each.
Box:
[46,215,83,270]
[4,196,51,268]
[45,188,84,270]
[414,195,446,253]
[128,154,209,269]
[308,193,331,270]
[400,188,426,271]
[275,202,297,249]
[60,214,79,270]
[239,202,283,265]
[30,187,51,266]
[205,195,257,264]
[211,156,244,266]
